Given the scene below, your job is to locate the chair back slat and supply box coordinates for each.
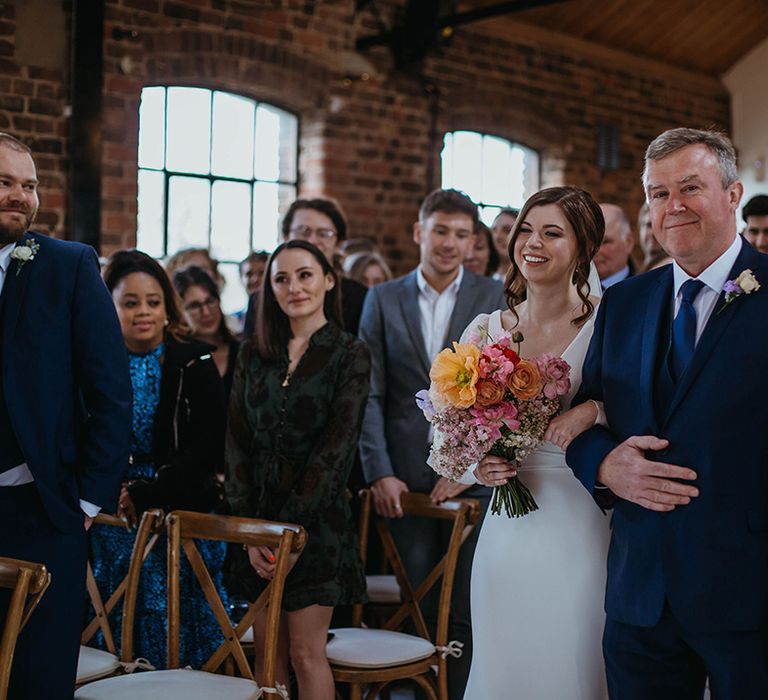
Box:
[360,491,480,646]
[165,510,306,686]
[81,508,164,664]
[83,561,116,653]
[351,490,372,627]
[0,558,50,699]
[181,539,252,678]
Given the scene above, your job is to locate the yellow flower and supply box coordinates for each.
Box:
[430,342,481,408]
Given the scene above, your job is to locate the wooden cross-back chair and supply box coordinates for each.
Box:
[74,510,307,700]
[77,509,164,686]
[0,557,50,700]
[328,490,480,700]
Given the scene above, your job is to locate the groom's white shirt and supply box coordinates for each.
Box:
[672,233,740,344]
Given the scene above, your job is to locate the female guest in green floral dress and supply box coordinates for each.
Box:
[226,240,369,700]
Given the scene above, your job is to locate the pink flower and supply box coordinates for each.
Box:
[471,401,520,433]
[478,342,518,383]
[536,354,571,400]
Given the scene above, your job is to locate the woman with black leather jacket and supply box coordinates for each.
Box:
[89,249,228,669]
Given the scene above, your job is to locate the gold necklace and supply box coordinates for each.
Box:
[282,367,293,387]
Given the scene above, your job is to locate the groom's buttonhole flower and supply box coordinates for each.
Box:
[718,268,760,314]
[10,238,40,276]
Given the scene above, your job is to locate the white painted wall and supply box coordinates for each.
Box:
[723,37,768,218]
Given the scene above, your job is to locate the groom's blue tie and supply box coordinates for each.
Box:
[670,279,705,382]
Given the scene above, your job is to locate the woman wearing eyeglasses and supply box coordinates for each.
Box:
[173,265,240,399]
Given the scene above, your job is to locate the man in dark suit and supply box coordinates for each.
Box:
[567,128,768,698]
[359,188,504,699]
[0,133,131,699]
[595,202,637,289]
[243,197,367,336]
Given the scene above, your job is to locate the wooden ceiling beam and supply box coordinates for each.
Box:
[469,16,726,93]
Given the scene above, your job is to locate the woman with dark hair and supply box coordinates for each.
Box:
[464,221,501,277]
[91,249,229,668]
[459,187,611,698]
[226,240,369,699]
[173,265,240,398]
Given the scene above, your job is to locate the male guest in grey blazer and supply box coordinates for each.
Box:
[359,188,505,699]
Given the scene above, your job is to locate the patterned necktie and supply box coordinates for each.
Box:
[670,279,705,382]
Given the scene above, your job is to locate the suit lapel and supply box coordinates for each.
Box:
[398,272,431,375]
[665,241,758,422]
[641,269,672,434]
[2,235,36,354]
[445,272,479,346]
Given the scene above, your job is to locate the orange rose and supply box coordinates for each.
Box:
[507,359,542,400]
[475,379,506,407]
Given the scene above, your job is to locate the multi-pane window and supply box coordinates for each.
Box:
[136,86,299,312]
[441,131,539,225]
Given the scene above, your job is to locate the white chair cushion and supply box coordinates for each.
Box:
[77,646,121,684]
[327,628,435,669]
[73,669,264,700]
[242,625,254,643]
[366,575,402,604]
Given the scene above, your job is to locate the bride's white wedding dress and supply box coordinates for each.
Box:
[461,309,610,700]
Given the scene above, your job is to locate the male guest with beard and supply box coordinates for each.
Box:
[741,193,768,254]
[359,188,504,699]
[0,133,131,699]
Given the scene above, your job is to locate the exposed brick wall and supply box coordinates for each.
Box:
[0,0,730,272]
[0,1,69,237]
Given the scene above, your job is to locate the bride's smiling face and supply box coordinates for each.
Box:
[513,204,579,285]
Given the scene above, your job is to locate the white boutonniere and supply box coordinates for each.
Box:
[718,268,760,314]
[9,238,40,276]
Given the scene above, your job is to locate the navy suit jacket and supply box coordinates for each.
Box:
[359,269,505,491]
[567,240,768,633]
[2,232,131,532]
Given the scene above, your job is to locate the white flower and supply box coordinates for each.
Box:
[11,246,33,262]
[735,269,760,294]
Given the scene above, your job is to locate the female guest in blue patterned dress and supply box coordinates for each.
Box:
[89,250,229,669]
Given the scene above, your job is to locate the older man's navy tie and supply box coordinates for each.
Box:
[670,279,705,382]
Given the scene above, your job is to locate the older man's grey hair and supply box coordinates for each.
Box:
[642,128,738,190]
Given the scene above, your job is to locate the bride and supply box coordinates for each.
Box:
[460,186,610,699]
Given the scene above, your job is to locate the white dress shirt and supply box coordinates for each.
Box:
[671,234,742,344]
[416,265,463,362]
[600,264,630,290]
[0,241,99,517]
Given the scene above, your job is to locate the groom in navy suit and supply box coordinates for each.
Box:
[567,128,768,698]
[0,133,131,698]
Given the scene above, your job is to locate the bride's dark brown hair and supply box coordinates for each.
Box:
[504,186,605,327]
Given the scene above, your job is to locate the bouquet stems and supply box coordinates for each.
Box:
[490,475,539,518]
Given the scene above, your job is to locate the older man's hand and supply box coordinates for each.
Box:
[597,435,698,511]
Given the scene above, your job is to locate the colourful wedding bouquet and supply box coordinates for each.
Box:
[416,326,571,518]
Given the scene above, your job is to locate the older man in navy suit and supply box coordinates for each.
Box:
[567,128,768,698]
[0,133,131,699]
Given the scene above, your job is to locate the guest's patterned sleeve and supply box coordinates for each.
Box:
[277,339,371,523]
[225,341,256,516]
